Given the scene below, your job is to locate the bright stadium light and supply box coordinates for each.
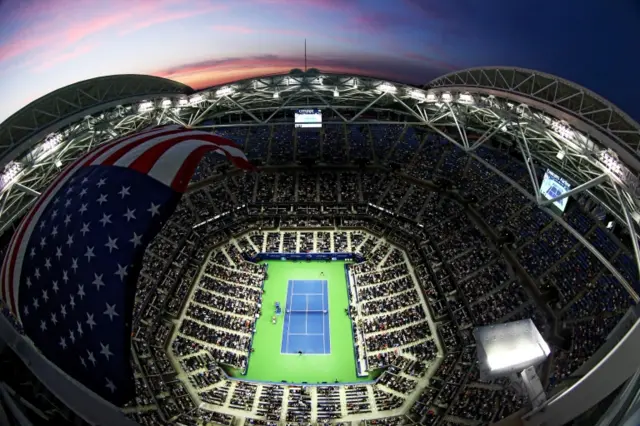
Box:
[333,88,339,97]
[273,91,280,99]
[216,86,234,97]
[54,159,63,168]
[441,92,453,103]
[161,99,172,108]
[379,83,397,94]
[0,161,23,191]
[458,93,475,105]
[426,92,438,103]
[189,94,204,105]
[178,98,189,107]
[138,101,154,112]
[556,150,566,160]
[409,90,426,101]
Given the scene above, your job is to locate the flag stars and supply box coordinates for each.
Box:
[55,247,63,260]
[118,186,130,198]
[123,208,136,222]
[34,268,41,279]
[80,357,87,368]
[77,284,85,300]
[59,337,66,349]
[39,221,46,231]
[60,304,67,318]
[84,246,95,262]
[51,209,58,219]
[44,258,52,270]
[96,178,106,188]
[29,247,36,258]
[50,312,57,325]
[64,213,72,226]
[80,223,90,236]
[62,270,69,283]
[71,258,79,273]
[66,234,74,247]
[105,236,119,253]
[99,213,112,227]
[32,298,39,310]
[69,295,76,309]
[23,305,29,316]
[39,237,46,249]
[100,343,113,361]
[79,204,88,214]
[81,177,89,185]
[86,313,96,330]
[51,226,58,237]
[148,202,160,217]
[40,321,47,332]
[105,378,116,393]
[69,330,75,343]
[104,303,119,321]
[87,351,97,367]
[130,232,142,248]
[76,321,83,336]
[42,290,48,303]
[92,273,105,291]
[79,188,87,197]
[26,277,32,288]
[115,264,128,281]
[52,281,59,293]
[96,194,108,205]
[64,199,72,208]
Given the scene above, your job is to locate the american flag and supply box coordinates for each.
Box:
[0,125,252,406]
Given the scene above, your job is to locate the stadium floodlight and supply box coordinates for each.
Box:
[161,99,172,108]
[0,161,23,191]
[441,92,453,103]
[138,101,154,112]
[333,88,339,98]
[54,160,62,168]
[178,98,189,107]
[216,86,234,97]
[458,93,475,105]
[189,94,204,105]
[273,91,280,99]
[426,92,438,103]
[378,83,397,94]
[556,150,566,160]
[352,78,358,88]
[409,90,426,101]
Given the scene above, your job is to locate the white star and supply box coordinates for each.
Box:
[42,290,48,302]
[62,270,69,283]
[130,232,142,248]
[84,246,95,262]
[96,194,108,205]
[51,209,58,219]
[86,313,96,330]
[148,202,161,217]
[69,295,76,309]
[97,178,106,188]
[69,330,75,343]
[50,312,57,325]
[103,303,119,321]
[87,350,96,366]
[59,337,66,349]
[40,320,47,332]
[123,208,136,222]
[92,273,105,291]
[81,177,89,185]
[76,321,83,336]
[23,305,29,316]
[119,186,130,198]
[52,280,59,293]
[77,284,85,300]
[29,247,36,258]
[39,237,46,249]
[79,188,87,197]
[105,236,118,253]
[53,197,60,205]
[51,226,58,237]
[64,199,72,208]
[71,258,79,273]
[105,378,116,393]
[66,234,74,247]
[60,304,67,318]
[80,222,90,236]
[80,356,86,368]
[66,185,74,195]
[55,246,63,260]
[99,214,112,227]
[79,203,88,214]
[34,268,41,279]
[26,277,32,288]
[100,343,114,361]
[32,298,39,310]
[39,221,46,231]
[115,264,128,281]
[44,258,52,270]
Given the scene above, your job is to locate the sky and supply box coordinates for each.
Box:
[0,0,639,123]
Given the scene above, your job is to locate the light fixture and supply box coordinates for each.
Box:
[216,87,234,97]
[379,83,397,93]
[273,91,280,99]
[556,150,566,160]
[409,90,426,101]
[333,88,339,97]
[161,99,172,108]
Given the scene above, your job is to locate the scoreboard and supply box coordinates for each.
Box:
[295,109,322,128]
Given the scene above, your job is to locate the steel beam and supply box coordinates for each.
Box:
[614,184,640,288]
[539,173,608,207]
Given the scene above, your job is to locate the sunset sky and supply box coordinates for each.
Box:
[0,0,639,122]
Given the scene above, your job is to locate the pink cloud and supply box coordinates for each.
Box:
[213,25,255,34]
[121,4,225,35]
[35,43,98,72]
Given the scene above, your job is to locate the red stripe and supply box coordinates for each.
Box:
[127,133,239,175]
[2,132,139,315]
[94,128,187,166]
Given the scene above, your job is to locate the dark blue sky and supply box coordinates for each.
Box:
[0,0,639,122]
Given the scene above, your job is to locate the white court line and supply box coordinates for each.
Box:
[324,280,331,354]
[321,279,326,354]
[305,293,308,334]
[288,333,325,336]
[284,280,292,354]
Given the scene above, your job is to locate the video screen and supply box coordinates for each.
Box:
[540,169,571,212]
[295,109,322,128]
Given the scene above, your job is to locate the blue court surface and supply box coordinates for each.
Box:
[281,280,331,354]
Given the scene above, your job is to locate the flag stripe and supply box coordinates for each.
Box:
[127,134,238,175]
[170,145,223,192]
[94,128,187,167]
[146,140,221,190]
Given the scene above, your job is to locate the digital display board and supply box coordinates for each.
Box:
[540,169,571,212]
[295,109,322,128]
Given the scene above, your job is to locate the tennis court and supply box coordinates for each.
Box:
[281,279,331,354]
